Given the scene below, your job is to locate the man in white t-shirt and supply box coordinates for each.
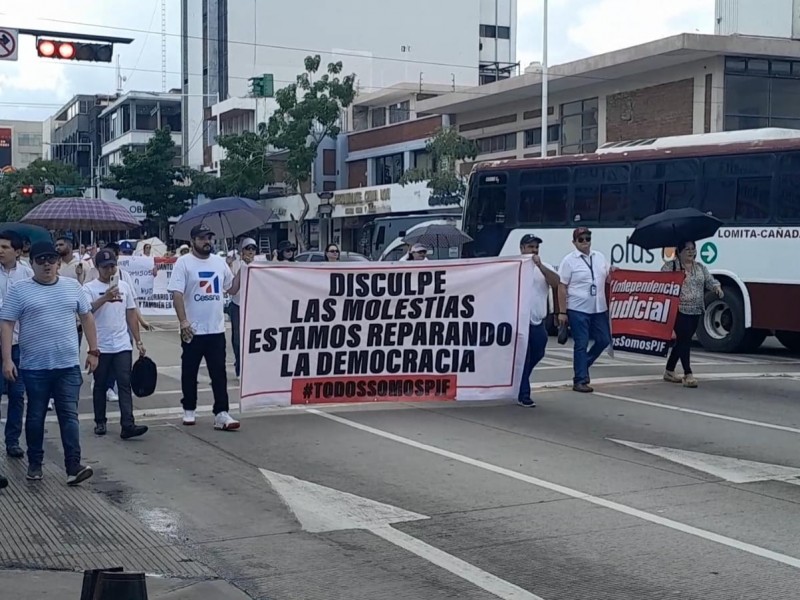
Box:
[83,248,148,440]
[517,234,560,407]
[168,224,242,430]
[557,227,614,394]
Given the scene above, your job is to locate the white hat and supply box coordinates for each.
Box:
[239,237,257,250]
[410,243,428,253]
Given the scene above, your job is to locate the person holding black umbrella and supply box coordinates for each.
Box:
[661,241,723,388]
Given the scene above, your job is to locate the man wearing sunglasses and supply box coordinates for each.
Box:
[0,241,99,485]
[557,227,613,393]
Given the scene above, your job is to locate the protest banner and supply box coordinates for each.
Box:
[117,255,155,299]
[609,269,685,357]
[239,257,535,409]
[118,256,177,315]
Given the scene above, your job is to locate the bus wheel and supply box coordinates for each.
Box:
[696,286,765,353]
[776,330,800,353]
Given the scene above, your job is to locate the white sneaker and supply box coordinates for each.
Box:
[214,411,240,431]
[106,388,119,402]
[182,410,196,426]
[48,399,55,412]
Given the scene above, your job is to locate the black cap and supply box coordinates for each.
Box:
[29,241,58,260]
[190,223,214,239]
[278,240,296,252]
[94,248,117,268]
[520,233,543,246]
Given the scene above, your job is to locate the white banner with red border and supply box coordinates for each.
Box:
[239,257,534,410]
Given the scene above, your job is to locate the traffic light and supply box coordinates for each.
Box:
[249,74,274,98]
[37,39,113,63]
[20,186,35,198]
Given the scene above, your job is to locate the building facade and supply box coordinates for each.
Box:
[95,91,183,221]
[413,34,800,172]
[181,0,518,170]
[0,120,44,171]
[45,95,117,184]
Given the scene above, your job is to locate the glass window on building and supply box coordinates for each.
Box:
[371,107,386,128]
[374,153,404,185]
[560,98,598,155]
[724,57,800,131]
[389,101,410,124]
[414,149,435,172]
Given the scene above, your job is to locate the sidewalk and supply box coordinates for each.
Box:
[8,570,253,599]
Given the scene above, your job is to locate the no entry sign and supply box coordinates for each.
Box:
[0,29,18,61]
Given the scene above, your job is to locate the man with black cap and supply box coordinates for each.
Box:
[517,233,560,407]
[557,227,613,393]
[0,240,99,485]
[83,248,148,440]
[168,224,242,430]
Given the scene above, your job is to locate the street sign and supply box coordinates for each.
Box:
[0,29,18,61]
[700,241,718,264]
[43,184,55,195]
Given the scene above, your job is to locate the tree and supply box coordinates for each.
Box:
[104,128,195,236]
[215,130,274,198]
[0,159,84,222]
[267,55,356,249]
[398,126,479,206]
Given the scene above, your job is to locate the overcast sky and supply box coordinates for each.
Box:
[0,0,715,123]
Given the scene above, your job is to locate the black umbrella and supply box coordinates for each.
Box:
[628,208,723,250]
[402,224,473,249]
[173,197,273,241]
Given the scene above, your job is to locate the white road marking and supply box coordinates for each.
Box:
[260,469,544,600]
[594,391,800,435]
[307,408,800,570]
[609,439,800,485]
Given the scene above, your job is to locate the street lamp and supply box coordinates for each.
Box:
[317,191,334,249]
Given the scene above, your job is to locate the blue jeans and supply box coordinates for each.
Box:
[568,310,611,385]
[518,322,548,401]
[21,366,83,474]
[2,345,26,450]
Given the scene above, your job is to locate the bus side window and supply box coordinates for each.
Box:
[776,153,800,223]
[702,154,774,221]
[573,165,628,224]
[376,226,386,247]
[630,182,663,220]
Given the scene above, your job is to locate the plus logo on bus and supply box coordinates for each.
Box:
[609,239,660,266]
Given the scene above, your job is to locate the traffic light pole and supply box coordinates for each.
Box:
[17,28,133,45]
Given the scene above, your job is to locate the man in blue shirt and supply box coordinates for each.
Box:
[0,241,100,485]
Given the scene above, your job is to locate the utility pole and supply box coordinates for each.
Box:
[161,0,167,92]
[541,0,549,159]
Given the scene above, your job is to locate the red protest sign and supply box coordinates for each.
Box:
[609,269,685,357]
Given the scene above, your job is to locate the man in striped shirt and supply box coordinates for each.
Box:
[0,241,100,486]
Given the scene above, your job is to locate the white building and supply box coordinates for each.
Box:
[96,91,183,220]
[181,0,518,170]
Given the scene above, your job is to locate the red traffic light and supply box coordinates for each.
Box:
[36,39,113,62]
[20,186,35,197]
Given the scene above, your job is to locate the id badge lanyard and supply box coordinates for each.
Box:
[581,255,597,297]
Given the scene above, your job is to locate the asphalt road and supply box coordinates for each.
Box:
[4,325,800,599]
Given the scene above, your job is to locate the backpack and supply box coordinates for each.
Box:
[131,356,158,398]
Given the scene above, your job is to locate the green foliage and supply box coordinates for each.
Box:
[267,55,356,205]
[104,128,195,228]
[0,159,84,221]
[398,127,479,205]
[215,131,274,198]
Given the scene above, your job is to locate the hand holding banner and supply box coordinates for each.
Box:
[609,269,685,357]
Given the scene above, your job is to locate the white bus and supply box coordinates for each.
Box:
[461,128,800,354]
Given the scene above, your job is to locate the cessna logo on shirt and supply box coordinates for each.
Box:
[194,271,221,301]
